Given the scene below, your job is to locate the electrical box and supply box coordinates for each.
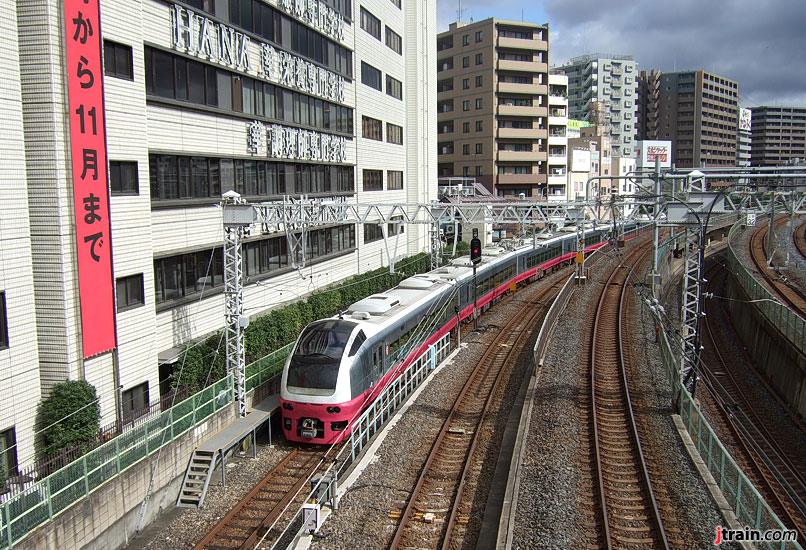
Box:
[302,502,320,533]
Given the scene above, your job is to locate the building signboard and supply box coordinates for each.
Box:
[636,140,672,168]
[171,4,345,104]
[571,148,591,172]
[247,121,347,163]
[739,108,752,132]
[64,0,117,358]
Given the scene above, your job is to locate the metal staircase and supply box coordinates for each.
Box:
[176,450,216,508]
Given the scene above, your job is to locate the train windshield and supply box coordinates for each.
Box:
[286,320,356,393]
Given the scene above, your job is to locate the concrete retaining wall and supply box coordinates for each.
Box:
[724,275,806,418]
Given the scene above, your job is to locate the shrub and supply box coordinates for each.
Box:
[171,252,432,391]
[38,381,101,459]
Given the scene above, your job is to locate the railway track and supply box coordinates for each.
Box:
[193,447,334,550]
[700,261,806,541]
[388,277,564,550]
[795,219,806,262]
[749,217,806,317]
[585,242,671,549]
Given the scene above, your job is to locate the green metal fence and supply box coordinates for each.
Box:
[726,222,806,356]
[650,222,803,549]
[0,341,291,549]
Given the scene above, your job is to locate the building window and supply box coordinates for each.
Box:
[363,169,383,191]
[475,53,483,65]
[0,428,17,477]
[388,216,404,236]
[122,382,150,420]
[475,75,483,87]
[0,292,7,349]
[463,122,470,133]
[463,100,470,111]
[362,115,383,140]
[386,75,403,100]
[361,61,382,91]
[437,99,454,113]
[475,143,483,154]
[385,26,402,54]
[387,122,403,144]
[109,161,139,195]
[475,120,483,132]
[104,40,133,80]
[437,57,454,72]
[360,7,381,40]
[364,223,383,243]
[437,78,453,93]
[116,274,145,312]
[463,144,470,155]
[475,30,483,42]
[475,98,482,109]
[387,170,403,190]
[462,34,470,46]
[463,166,470,176]
[462,78,470,90]
[462,56,470,68]
[475,165,483,176]
[389,0,401,8]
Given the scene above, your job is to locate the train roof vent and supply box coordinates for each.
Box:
[351,311,371,320]
[347,294,401,315]
[398,275,439,290]
[482,247,504,257]
[451,257,474,267]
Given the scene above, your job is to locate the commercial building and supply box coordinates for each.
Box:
[750,106,806,166]
[655,70,739,168]
[3,0,436,470]
[436,18,551,198]
[556,54,638,158]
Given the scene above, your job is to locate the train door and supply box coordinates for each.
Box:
[372,343,385,382]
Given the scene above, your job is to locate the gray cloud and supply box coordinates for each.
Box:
[436,0,806,106]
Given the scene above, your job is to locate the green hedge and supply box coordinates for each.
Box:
[172,252,432,393]
[38,380,101,459]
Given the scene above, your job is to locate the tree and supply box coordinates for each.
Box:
[38,380,101,459]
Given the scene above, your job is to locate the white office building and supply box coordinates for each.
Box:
[4,0,436,470]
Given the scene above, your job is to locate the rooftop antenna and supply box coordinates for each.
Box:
[456,0,467,22]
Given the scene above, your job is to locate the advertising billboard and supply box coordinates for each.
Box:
[739,108,752,132]
[636,140,672,169]
[571,148,591,172]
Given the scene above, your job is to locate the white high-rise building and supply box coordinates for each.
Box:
[5,0,436,470]
[557,54,638,158]
[547,73,568,200]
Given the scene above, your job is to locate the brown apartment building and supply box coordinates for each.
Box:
[655,71,739,168]
[436,19,550,198]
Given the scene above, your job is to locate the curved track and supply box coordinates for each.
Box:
[749,217,806,317]
[587,243,670,550]
[795,219,806,262]
[700,261,806,541]
[193,447,332,550]
[389,277,564,550]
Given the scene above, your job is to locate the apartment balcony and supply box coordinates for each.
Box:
[497,59,548,73]
[497,104,547,117]
[497,150,547,162]
[497,36,548,51]
[611,66,623,75]
[548,174,567,188]
[497,81,548,95]
[548,134,567,146]
[497,127,538,139]
[496,173,547,186]
[548,115,566,127]
[611,89,623,99]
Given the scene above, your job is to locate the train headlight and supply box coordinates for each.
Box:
[283,417,292,430]
[326,406,342,414]
[282,402,293,410]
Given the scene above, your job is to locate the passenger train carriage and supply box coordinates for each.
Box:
[280,224,637,444]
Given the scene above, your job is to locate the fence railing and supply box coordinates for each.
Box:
[0,338,294,549]
[726,222,806,356]
[653,312,801,549]
[349,333,452,461]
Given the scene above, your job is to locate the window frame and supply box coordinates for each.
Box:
[360,7,381,40]
[362,115,383,140]
[362,169,383,191]
[361,61,382,91]
[109,160,139,195]
[0,292,7,350]
[385,74,402,100]
[103,39,134,80]
[386,122,403,144]
[116,273,145,312]
[385,26,402,54]
[387,170,403,190]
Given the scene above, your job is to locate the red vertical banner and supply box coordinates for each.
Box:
[64,0,117,358]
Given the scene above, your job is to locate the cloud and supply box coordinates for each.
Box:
[435,0,806,106]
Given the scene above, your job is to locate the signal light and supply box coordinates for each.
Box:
[470,237,482,265]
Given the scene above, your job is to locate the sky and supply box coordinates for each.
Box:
[435,0,806,107]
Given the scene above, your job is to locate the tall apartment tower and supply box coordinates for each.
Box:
[656,71,739,168]
[436,19,551,198]
[637,69,661,140]
[750,106,806,166]
[547,73,569,200]
[5,0,436,470]
[557,54,638,158]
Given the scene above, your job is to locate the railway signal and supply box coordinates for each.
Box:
[470,230,481,265]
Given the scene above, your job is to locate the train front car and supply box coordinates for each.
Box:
[280,319,363,444]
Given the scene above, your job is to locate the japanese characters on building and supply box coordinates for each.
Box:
[247,120,347,163]
[171,4,345,104]
[276,0,345,42]
[64,0,117,358]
